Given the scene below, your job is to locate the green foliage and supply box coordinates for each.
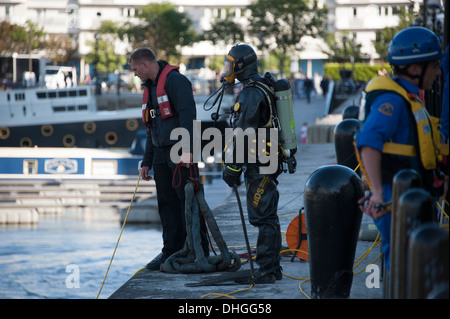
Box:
[0,20,44,54]
[207,55,225,73]
[324,31,366,63]
[246,0,327,77]
[373,7,416,61]
[122,2,198,60]
[324,63,392,82]
[202,14,244,45]
[84,37,127,74]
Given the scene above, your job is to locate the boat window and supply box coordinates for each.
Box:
[78,89,87,96]
[48,91,57,98]
[15,93,25,100]
[37,92,46,99]
[69,90,77,97]
[23,159,38,175]
[58,91,67,98]
[78,105,88,111]
[53,106,65,112]
[68,105,75,111]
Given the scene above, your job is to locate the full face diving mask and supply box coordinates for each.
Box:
[222,54,236,83]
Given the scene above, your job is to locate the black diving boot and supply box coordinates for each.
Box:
[145,252,166,271]
[234,267,276,284]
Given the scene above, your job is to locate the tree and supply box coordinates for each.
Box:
[324,31,365,63]
[45,34,79,65]
[84,21,127,74]
[121,3,198,61]
[202,11,244,46]
[0,20,45,66]
[373,7,416,61]
[0,21,27,54]
[246,0,327,77]
[23,20,45,71]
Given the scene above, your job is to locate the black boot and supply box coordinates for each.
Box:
[235,267,276,284]
[255,223,282,277]
[235,223,282,284]
[273,222,283,280]
[145,252,166,271]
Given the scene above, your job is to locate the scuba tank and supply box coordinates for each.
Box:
[274,78,297,174]
[261,73,297,174]
[274,79,297,153]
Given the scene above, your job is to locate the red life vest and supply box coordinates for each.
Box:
[141,65,179,130]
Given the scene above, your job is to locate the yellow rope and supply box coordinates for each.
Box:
[201,284,255,299]
[96,171,141,299]
[282,232,382,299]
[436,200,449,219]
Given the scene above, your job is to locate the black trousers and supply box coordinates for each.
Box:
[152,146,208,258]
[244,164,281,272]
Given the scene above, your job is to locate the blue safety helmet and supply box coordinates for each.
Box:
[388,26,443,66]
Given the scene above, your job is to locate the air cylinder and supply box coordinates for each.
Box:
[274,79,297,151]
[304,165,364,298]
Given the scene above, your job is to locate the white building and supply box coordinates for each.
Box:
[326,0,420,60]
[0,0,429,83]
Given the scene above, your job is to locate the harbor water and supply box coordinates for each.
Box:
[0,211,163,299]
[0,179,229,299]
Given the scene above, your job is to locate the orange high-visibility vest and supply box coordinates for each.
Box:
[142,65,179,130]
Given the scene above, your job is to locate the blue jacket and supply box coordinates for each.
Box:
[357,77,421,194]
[441,44,449,140]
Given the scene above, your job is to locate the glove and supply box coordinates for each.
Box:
[222,164,242,187]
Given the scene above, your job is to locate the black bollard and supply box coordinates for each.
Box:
[342,105,360,119]
[393,188,435,299]
[334,119,360,173]
[305,165,364,299]
[388,169,422,298]
[407,222,449,299]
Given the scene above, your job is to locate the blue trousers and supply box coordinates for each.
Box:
[374,184,393,273]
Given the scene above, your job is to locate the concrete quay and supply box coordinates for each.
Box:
[108,93,385,301]
[109,142,382,300]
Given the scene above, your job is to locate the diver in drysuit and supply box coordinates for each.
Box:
[221,44,287,284]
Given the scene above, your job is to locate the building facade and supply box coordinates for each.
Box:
[0,0,427,84]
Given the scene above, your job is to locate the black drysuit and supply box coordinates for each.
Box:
[230,75,282,274]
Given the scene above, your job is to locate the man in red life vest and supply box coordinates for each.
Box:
[129,48,209,270]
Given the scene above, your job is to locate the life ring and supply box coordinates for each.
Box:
[41,124,54,137]
[19,137,32,147]
[83,121,96,134]
[125,119,138,131]
[0,127,10,140]
[105,131,118,145]
[285,210,309,261]
[63,134,75,147]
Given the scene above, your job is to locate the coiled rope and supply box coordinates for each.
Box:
[161,181,241,274]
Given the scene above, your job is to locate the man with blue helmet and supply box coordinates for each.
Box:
[356,26,445,273]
